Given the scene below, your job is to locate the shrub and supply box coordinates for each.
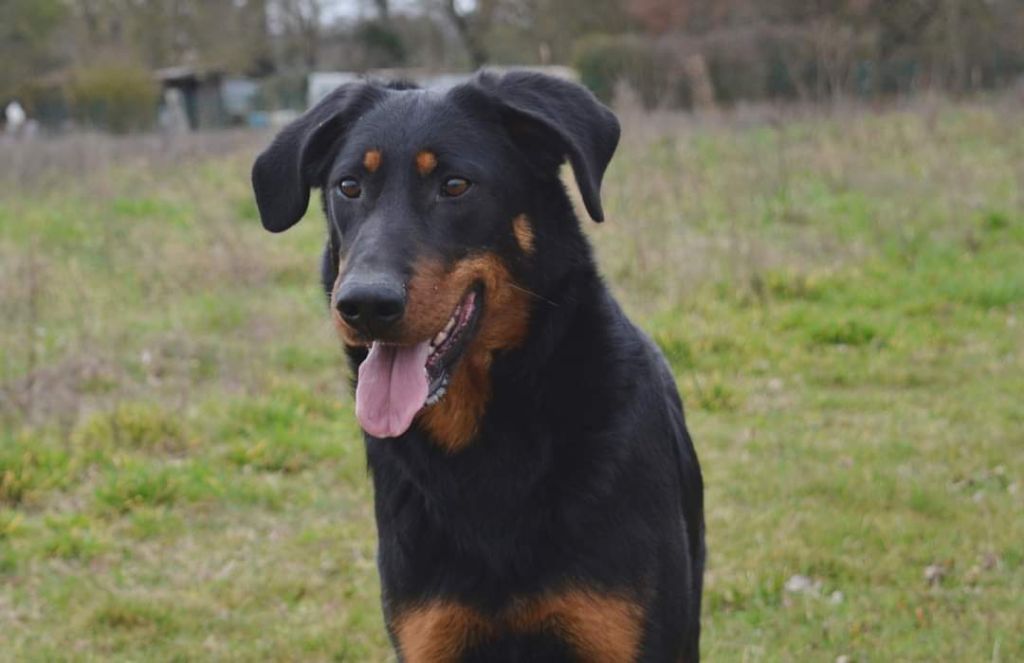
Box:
[573,34,688,109]
[15,78,70,127]
[572,26,885,108]
[67,64,159,133]
[355,21,407,68]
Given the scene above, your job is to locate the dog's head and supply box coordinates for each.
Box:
[251,71,619,448]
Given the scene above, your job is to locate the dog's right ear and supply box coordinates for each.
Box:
[252,83,383,233]
[469,71,620,223]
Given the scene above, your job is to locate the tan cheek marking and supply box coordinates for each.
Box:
[331,253,346,294]
[412,254,531,452]
[331,256,366,348]
[331,308,363,348]
[345,254,531,450]
[400,258,454,342]
[513,214,535,254]
[363,149,381,173]
[416,150,437,176]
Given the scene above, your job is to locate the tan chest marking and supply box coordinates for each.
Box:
[395,590,643,663]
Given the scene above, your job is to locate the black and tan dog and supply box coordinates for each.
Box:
[252,71,704,662]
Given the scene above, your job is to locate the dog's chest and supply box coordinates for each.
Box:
[391,587,644,663]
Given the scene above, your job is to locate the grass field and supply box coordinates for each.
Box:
[1,97,1022,661]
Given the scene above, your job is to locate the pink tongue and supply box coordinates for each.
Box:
[355,341,431,438]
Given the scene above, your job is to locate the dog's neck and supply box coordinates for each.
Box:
[503,259,602,373]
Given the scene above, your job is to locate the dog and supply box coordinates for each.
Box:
[252,70,705,662]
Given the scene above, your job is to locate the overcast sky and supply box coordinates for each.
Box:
[322,0,476,21]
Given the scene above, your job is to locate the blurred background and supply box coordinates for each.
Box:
[1,1,1023,661]
[3,0,1024,132]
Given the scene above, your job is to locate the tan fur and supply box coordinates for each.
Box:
[512,214,535,254]
[395,602,491,663]
[331,252,530,450]
[509,591,644,663]
[416,150,438,175]
[413,254,531,451]
[364,149,382,173]
[331,310,363,347]
[329,256,362,348]
[394,590,643,663]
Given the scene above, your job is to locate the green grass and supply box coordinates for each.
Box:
[1,99,1022,661]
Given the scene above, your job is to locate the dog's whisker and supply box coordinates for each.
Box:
[509,282,557,307]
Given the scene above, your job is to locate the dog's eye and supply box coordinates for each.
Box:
[338,179,362,199]
[441,177,471,198]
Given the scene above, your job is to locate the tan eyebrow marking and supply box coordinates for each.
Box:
[415,150,438,176]
[363,149,382,173]
[513,214,535,254]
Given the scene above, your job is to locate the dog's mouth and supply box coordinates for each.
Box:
[425,284,483,405]
[354,284,483,439]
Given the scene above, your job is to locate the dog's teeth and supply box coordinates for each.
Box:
[425,385,447,407]
[433,331,447,346]
[444,317,456,333]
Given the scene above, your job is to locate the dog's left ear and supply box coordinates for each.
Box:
[474,71,620,222]
[252,82,384,233]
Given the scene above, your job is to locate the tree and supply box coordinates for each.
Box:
[62,0,274,73]
[627,0,744,35]
[426,0,631,68]
[436,0,495,68]
[0,0,66,102]
[522,0,632,64]
[273,0,329,70]
[627,0,691,35]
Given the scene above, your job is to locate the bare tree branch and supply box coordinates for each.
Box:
[438,0,489,68]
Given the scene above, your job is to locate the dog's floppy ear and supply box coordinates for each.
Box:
[475,71,621,222]
[252,83,383,233]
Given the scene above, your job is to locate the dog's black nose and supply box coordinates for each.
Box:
[335,277,406,335]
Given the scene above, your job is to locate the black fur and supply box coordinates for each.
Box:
[252,71,705,662]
